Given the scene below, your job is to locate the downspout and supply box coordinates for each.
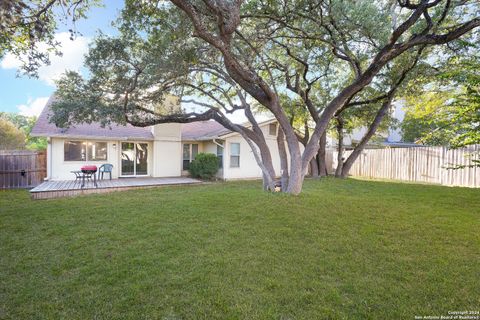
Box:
[212,138,224,148]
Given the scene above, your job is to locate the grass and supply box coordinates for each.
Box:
[0,178,479,319]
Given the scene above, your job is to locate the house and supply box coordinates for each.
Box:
[333,100,412,149]
[31,97,285,181]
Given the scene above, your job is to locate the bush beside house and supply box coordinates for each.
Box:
[188,153,219,180]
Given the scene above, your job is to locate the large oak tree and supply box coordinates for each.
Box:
[51,0,480,194]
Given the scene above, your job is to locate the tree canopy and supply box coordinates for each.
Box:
[0,118,26,150]
[0,0,96,76]
[0,112,47,150]
[402,55,480,148]
[48,0,480,193]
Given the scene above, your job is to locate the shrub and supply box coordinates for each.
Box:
[188,152,219,180]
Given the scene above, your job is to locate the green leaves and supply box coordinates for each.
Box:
[401,54,480,151]
[0,112,46,150]
[188,153,220,180]
[0,0,97,76]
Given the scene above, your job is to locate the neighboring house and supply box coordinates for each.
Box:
[333,100,413,149]
[31,98,284,181]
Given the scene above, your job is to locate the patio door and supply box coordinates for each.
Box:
[121,142,148,176]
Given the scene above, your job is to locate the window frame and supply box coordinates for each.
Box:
[229,142,240,168]
[216,144,223,169]
[182,143,199,170]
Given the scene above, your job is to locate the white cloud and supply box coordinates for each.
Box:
[0,32,90,86]
[0,53,22,69]
[17,97,50,117]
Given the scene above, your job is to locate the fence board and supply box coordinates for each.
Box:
[0,150,47,189]
[341,145,480,188]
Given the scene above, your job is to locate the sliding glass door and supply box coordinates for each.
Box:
[121,142,148,176]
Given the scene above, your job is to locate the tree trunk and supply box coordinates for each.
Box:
[268,100,304,195]
[334,116,345,178]
[276,127,289,191]
[318,131,328,176]
[286,160,304,194]
[310,158,319,177]
[340,98,393,178]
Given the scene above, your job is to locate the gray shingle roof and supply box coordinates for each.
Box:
[31,97,155,140]
[31,96,233,141]
[181,120,231,141]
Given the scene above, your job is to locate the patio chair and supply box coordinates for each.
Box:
[98,164,113,180]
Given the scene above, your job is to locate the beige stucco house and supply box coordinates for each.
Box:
[31,98,284,181]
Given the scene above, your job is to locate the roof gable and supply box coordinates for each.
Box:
[31,97,155,140]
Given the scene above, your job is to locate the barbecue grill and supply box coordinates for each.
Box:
[71,165,98,188]
[81,165,98,174]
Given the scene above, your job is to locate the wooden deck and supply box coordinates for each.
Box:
[30,177,202,200]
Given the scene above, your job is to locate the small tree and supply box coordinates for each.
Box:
[0,113,47,150]
[189,153,219,180]
[0,119,26,150]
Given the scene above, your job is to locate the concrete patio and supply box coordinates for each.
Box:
[30,177,202,199]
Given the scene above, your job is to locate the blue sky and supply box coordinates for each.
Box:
[0,0,124,117]
[0,1,254,124]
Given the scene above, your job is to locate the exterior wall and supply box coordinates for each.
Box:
[222,136,280,180]
[203,141,218,154]
[152,140,182,177]
[49,136,184,180]
[177,122,304,181]
[222,122,285,180]
[152,123,182,178]
[151,123,182,140]
[46,121,309,181]
[49,138,121,180]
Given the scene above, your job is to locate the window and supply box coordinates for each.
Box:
[216,144,223,169]
[192,144,199,159]
[183,144,190,170]
[183,143,199,170]
[269,123,277,136]
[87,142,107,161]
[64,141,86,161]
[64,140,107,161]
[230,142,240,168]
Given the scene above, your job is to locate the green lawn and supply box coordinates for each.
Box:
[0,178,479,319]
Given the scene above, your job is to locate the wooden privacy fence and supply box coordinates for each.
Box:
[344,145,479,188]
[0,150,47,189]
